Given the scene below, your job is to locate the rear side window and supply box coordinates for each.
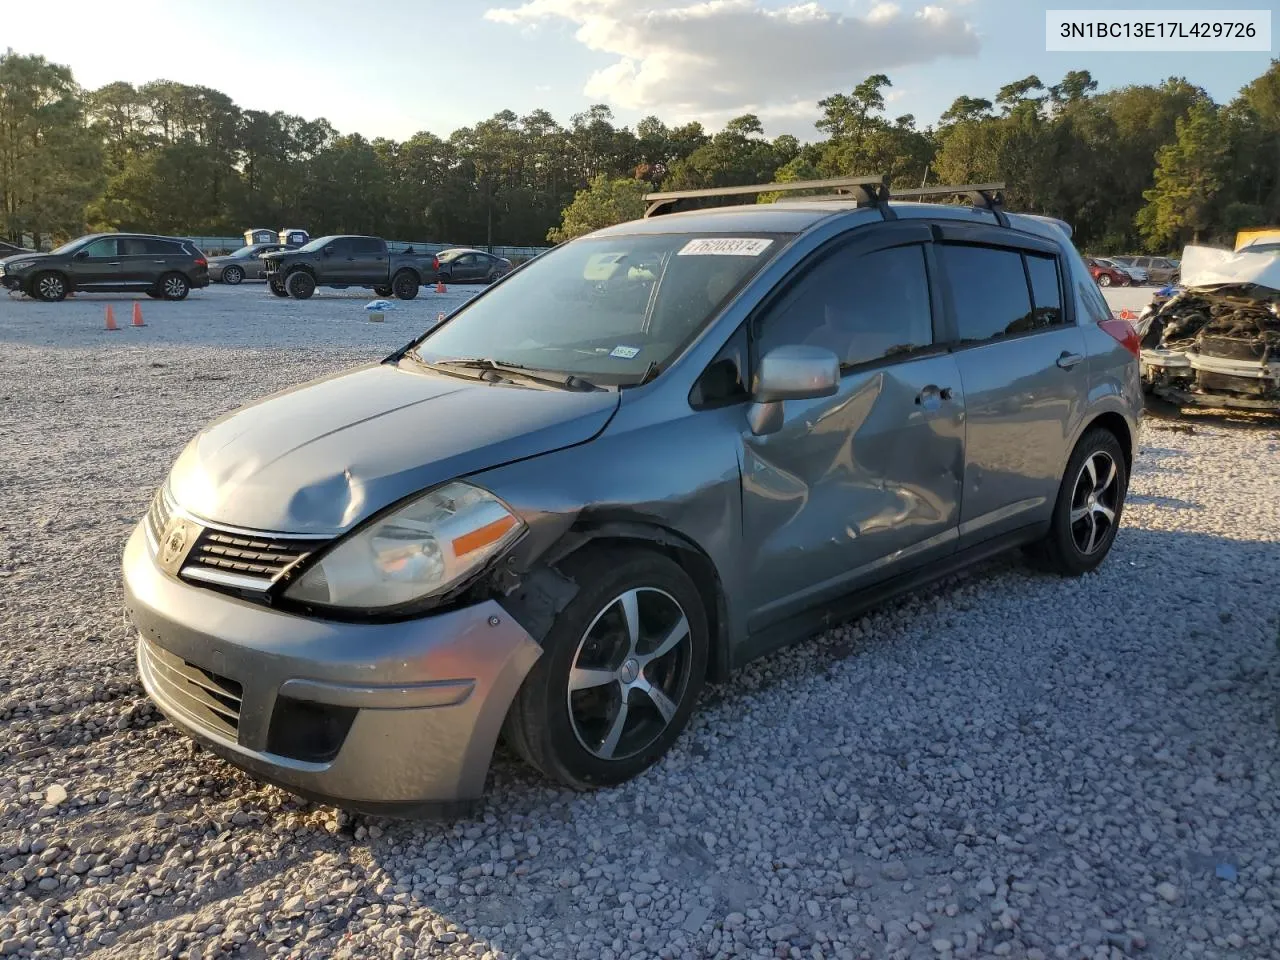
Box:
[938,245,1032,343]
[1025,254,1063,328]
[756,242,934,368]
[352,238,382,255]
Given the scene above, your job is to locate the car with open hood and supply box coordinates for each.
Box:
[123,176,1141,816]
[1136,244,1280,410]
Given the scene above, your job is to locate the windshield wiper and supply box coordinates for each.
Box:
[421,357,600,391]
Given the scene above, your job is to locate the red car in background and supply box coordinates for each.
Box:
[1085,257,1130,287]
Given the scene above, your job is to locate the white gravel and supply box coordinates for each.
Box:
[1,284,1278,960]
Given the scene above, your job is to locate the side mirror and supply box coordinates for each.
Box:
[74,250,89,260]
[747,344,840,436]
[323,246,335,256]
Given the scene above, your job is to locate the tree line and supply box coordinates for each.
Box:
[1,48,1276,254]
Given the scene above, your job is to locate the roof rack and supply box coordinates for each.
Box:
[889,182,1009,227]
[643,175,892,219]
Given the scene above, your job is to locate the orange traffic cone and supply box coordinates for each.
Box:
[131,302,146,327]
[1119,308,1135,320]
[104,306,120,331]
[435,280,447,294]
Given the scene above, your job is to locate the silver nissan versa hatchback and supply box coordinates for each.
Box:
[123,178,1143,815]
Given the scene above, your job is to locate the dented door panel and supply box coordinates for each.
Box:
[742,353,965,633]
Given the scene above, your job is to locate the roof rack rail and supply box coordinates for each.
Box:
[888,182,1009,227]
[643,175,893,219]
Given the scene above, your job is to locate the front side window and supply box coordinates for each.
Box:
[297,235,339,253]
[413,232,790,384]
[81,238,119,258]
[756,242,934,368]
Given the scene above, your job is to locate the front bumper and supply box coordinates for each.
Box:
[2,275,24,291]
[122,523,542,814]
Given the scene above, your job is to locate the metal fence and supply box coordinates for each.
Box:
[185,236,551,261]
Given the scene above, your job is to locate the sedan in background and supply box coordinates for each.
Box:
[435,248,512,284]
[0,240,36,258]
[1085,257,1130,287]
[208,243,289,284]
[1105,256,1150,285]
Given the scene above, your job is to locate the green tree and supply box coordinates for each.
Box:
[547,175,648,242]
[1138,101,1230,248]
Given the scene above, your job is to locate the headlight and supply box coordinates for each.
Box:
[284,481,524,610]
[7,260,35,272]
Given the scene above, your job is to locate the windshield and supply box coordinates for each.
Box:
[49,236,92,256]
[413,232,789,383]
[228,245,259,258]
[297,235,338,253]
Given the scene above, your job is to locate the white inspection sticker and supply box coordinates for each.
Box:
[677,237,773,257]
[610,345,641,359]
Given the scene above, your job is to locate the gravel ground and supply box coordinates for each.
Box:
[1,284,1278,960]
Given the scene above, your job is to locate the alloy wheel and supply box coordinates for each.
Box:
[164,276,187,298]
[1069,451,1119,555]
[566,587,693,761]
[38,275,65,300]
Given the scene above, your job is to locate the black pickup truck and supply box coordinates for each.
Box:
[261,235,438,300]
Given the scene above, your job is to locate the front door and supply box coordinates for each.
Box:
[930,224,1090,544]
[740,223,966,636]
[69,237,122,288]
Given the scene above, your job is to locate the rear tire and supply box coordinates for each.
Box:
[286,271,315,300]
[222,265,244,285]
[1029,427,1128,576]
[504,548,708,789]
[392,271,419,300]
[32,271,68,302]
[158,273,190,301]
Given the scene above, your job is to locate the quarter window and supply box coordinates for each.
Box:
[1024,253,1064,329]
[756,243,934,369]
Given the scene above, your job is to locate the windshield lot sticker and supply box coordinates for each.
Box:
[677,237,773,257]
[610,345,641,359]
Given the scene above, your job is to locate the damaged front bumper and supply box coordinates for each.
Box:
[122,523,542,816]
[1141,347,1280,410]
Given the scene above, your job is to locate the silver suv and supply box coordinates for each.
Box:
[123,178,1143,816]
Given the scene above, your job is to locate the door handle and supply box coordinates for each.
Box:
[916,385,953,405]
[106,261,121,266]
[1056,351,1084,370]
[152,260,167,264]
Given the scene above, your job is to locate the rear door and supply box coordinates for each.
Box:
[931,224,1088,545]
[349,237,387,282]
[69,237,121,287]
[740,222,966,636]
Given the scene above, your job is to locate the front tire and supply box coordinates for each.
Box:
[392,271,419,300]
[373,285,392,297]
[1097,274,1111,287]
[504,549,708,789]
[32,272,68,302]
[1030,427,1128,576]
[158,273,190,301]
[222,265,244,285]
[286,270,315,300]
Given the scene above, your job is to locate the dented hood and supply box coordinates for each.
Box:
[167,361,619,535]
[1180,244,1280,293]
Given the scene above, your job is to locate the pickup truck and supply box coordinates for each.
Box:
[261,235,439,300]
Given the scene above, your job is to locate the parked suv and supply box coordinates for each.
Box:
[1124,255,1179,285]
[123,178,1141,815]
[261,235,439,300]
[1,233,209,301]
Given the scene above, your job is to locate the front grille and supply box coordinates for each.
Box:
[141,639,243,738]
[145,487,174,546]
[182,529,315,589]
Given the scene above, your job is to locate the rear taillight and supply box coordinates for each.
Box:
[195,257,207,267]
[1099,318,1140,357]
[433,255,439,270]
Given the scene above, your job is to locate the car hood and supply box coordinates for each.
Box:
[167,361,620,535]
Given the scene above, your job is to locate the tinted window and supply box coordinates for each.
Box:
[757,243,934,367]
[81,238,118,258]
[352,238,382,255]
[690,323,748,408]
[938,245,1032,342]
[1025,254,1064,328]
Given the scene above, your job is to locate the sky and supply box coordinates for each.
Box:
[3,0,1275,141]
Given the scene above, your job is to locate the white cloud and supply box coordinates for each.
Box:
[483,0,979,117]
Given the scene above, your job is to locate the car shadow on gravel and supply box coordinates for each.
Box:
[1143,397,1280,432]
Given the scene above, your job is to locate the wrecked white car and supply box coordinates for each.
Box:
[1136,244,1280,410]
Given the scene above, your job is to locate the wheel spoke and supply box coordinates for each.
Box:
[641,680,677,723]
[644,615,689,663]
[598,696,630,759]
[568,667,617,693]
[1085,513,1099,553]
[618,589,641,654]
[1096,457,1116,494]
[1070,505,1089,524]
[1083,455,1098,491]
[1094,503,1115,525]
